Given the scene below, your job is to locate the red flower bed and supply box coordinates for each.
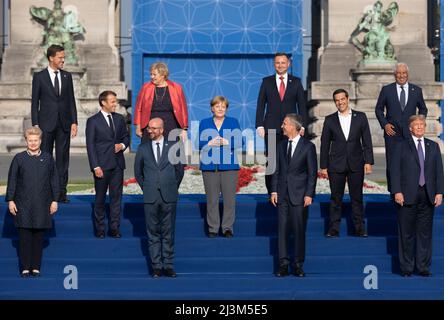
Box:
[236,167,258,192]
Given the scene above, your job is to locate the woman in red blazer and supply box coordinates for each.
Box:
[134,62,189,142]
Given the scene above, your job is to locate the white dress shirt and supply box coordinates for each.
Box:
[152,136,164,162]
[396,82,409,106]
[287,134,301,158]
[47,66,62,93]
[338,109,352,140]
[275,72,288,91]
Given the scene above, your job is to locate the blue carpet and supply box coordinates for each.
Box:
[1,194,444,300]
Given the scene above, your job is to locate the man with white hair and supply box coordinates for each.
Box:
[375,62,427,192]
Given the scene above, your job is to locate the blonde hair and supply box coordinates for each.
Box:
[210,95,229,108]
[24,127,42,139]
[409,114,426,126]
[150,62,169,80]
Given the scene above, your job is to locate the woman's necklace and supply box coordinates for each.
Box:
[155,86,167,104]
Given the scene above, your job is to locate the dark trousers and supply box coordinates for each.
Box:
[93,167,123,233]
[144,192,177,269]
[265,132,284,194]
[18,228,45,271]
[328,167,365,233]
[384,134,404,193]
[278,190,308,267]
[41,123,70,198]
[397,186,434,273]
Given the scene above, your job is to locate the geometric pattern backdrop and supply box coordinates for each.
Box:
[132,0,303,150]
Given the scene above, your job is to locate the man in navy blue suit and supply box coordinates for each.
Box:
[320,89,374,237]
[256,52,308,195]
[31,44,78,203]
[134,117,185,278]
[86,91,129,239]
[270,114,317,277]
[391,115,443,277]
[375,63,428,192]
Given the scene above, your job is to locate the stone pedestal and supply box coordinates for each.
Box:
[0,0,127,153]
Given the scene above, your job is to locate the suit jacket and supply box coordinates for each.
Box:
[134,140,185,204]
[375,82,427,137]
[134,80,188,130]
[256,74,307,132]
[271,137,317,206]
[31,68,77,132]
[85,112,130,171]
[390,136,444,204]
[198,116,243,171]
[320,110,374,173]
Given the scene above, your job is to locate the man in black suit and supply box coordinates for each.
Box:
[391,115,443,277]
[270,114,317,277]
[375,62,427,192]
[134,117,185,278]
[86,91,129,239]
[256,52,308,194]
[31,44,78,203]
[320,89,374,237]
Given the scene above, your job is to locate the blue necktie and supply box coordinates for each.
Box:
[417,139,425,186]
[400,86,406,111]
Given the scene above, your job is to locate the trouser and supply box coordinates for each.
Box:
[278,190,308,267]
[41,123,70,199]
[202,170,238,234]
[93,167,124,233]
[144,193,177,269]
[18,228,45,272]
[397,186,434,273]
[328,167,365,233]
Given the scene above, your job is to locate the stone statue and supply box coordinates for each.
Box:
[30,0,85,65]
[350,1,399,65]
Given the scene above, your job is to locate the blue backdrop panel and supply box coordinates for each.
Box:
[132,0,303,151]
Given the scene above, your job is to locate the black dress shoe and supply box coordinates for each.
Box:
[326,230,339,238]
[152,269,162,278]
[31,270,40,277]
[95,231,105,239]
[401,271,412,277]
[108,230,121,238]
[355,230,368,237]
[293,266,306,277]
[275,265,289,277]
[208,232,218,238]
[418,270,432,277]
[21,270,30,278]
[164,268,177,278]
[223,230,233,238]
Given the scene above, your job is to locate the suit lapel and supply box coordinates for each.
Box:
[408,136,420,166]
[288,137,303,165]
[333,114,347,141]
[43,69,57,97]
[60,70,67,96]
[391,83,403,112]
[424,138,432,169]
[405,85,416,110]
[348,111,359,141]
[158,140,170,168]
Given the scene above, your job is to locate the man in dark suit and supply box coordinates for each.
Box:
[391,115,443,277]
[256,52,308,194]
[320,89,374,237]
[134,117,185,278]
[270,114,317,277]
[31,44,78,203]
[375,62,427,192]
[86,91,130,239]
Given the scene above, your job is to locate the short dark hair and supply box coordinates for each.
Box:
[332,88,349,101]
[99,90,117,107]
[46,44,65,60]
[275,52,290,60]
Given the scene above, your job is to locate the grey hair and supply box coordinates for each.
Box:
[284,113,302,131]
[394,62,409,74]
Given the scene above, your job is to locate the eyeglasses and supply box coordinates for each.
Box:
[147,126,162,130]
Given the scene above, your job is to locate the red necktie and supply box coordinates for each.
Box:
[279,76,285,101]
